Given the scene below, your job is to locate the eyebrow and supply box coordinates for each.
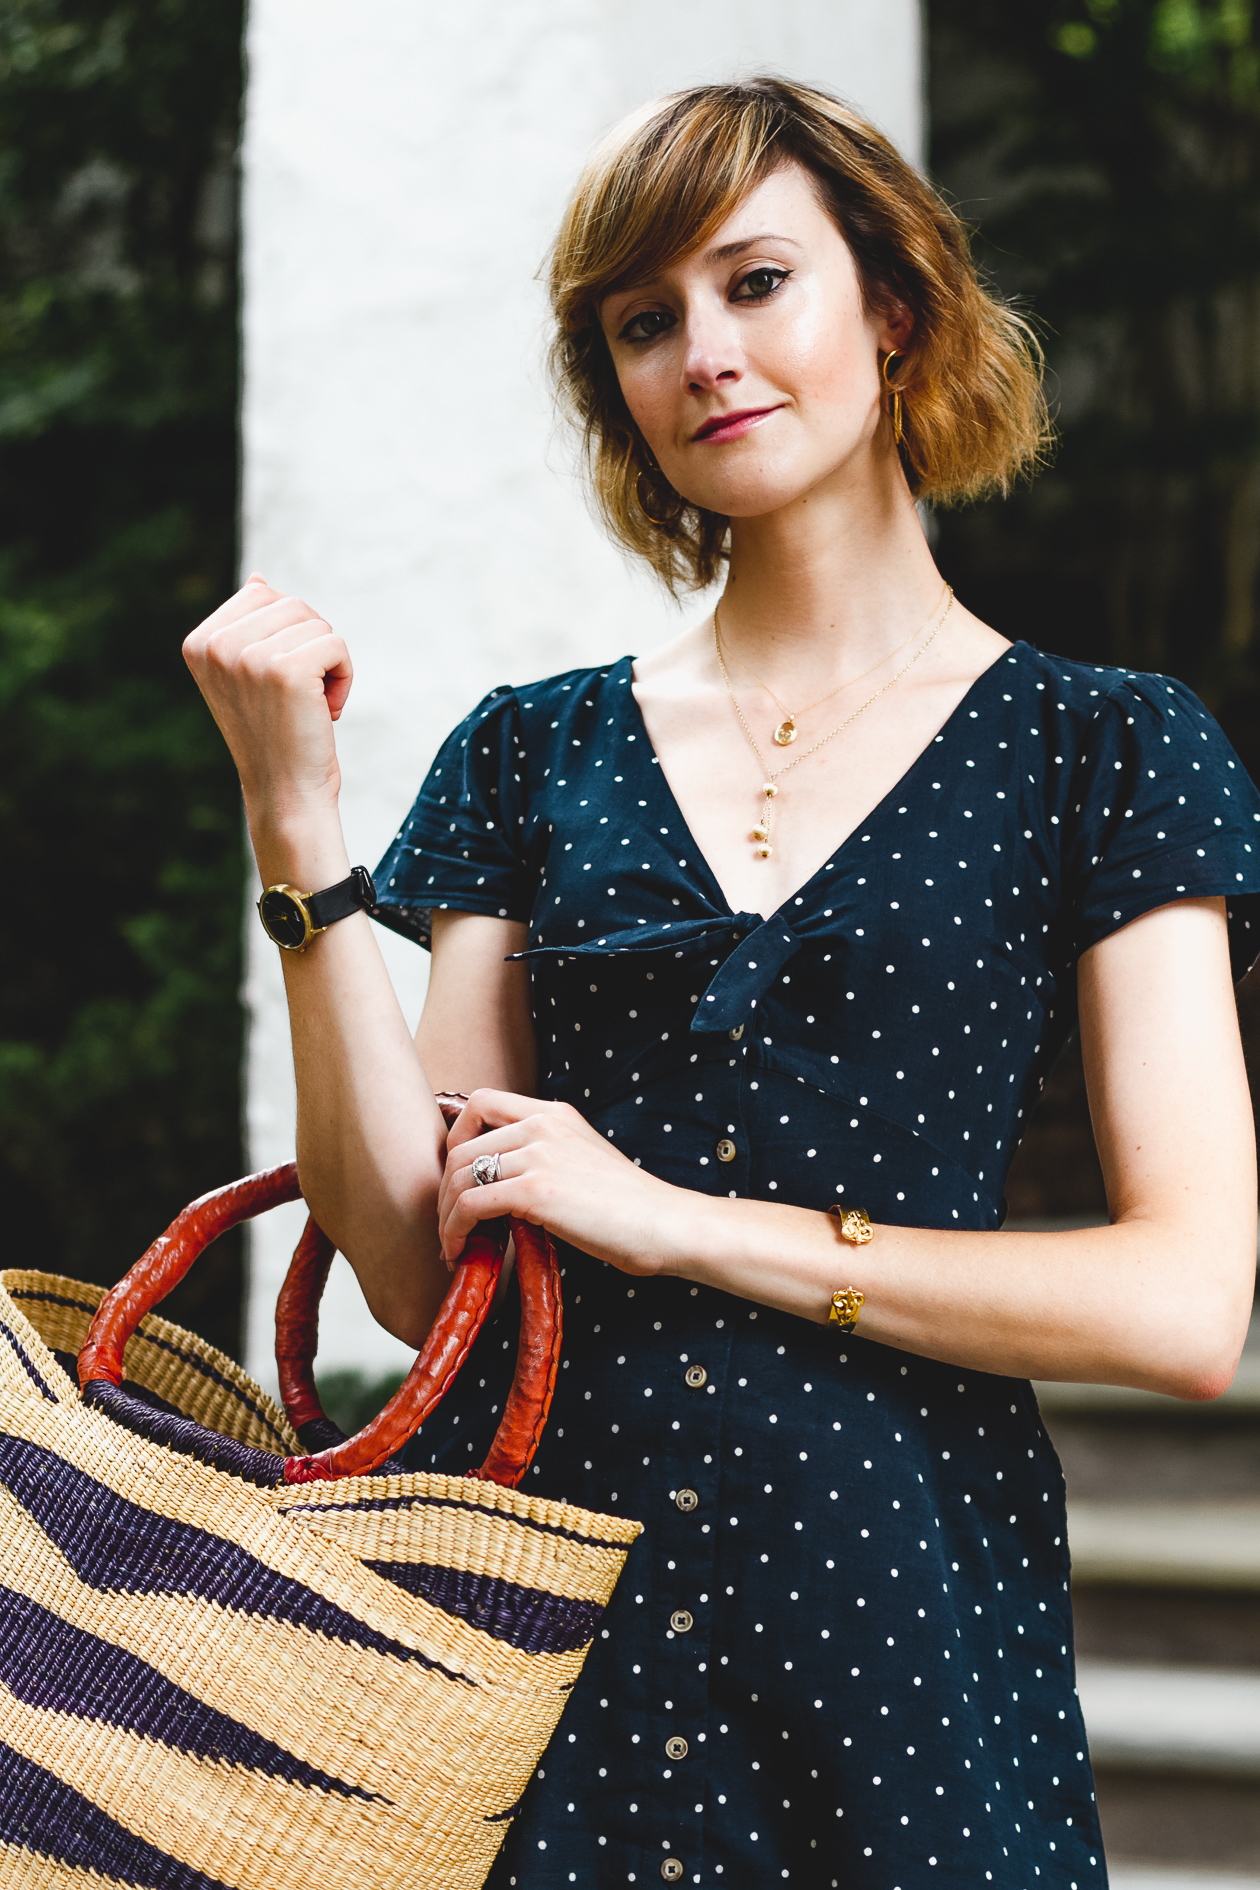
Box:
[704,232,802,263]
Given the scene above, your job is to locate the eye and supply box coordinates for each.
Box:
[734,266,790,304]
[617,307,676,344]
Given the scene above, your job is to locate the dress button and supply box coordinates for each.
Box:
[665,1735,690,1760]
[684,1364,708,1389]
[715,1137,737,1162]
[674,1487,699,1512]
[727,1023,745,1041]
[661,1861,685,1883]
[670,1608,694,1634]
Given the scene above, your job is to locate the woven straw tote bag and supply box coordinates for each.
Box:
[0,1096,641,1889]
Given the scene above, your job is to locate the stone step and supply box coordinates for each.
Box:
[1110,1872,1260,1889]
[1067,1502,1260,1589]
[1097,1771,1260,1878]
[1036,1354,1260,1417]
[1071,1582,1260,1671]
[1078,1661,1260,1777]
[1049,1414,1260,1508]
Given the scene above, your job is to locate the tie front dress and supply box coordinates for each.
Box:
[371,640,1260,1890]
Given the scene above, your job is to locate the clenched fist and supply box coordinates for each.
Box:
[183,574,353,835]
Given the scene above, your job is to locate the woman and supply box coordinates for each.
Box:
[186,78,1258,1890]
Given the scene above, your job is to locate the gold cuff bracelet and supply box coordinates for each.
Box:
[829,1287,865,1331]
[827,1205,872,1331]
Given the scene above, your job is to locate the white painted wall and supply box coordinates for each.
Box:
[238,0,924,1393]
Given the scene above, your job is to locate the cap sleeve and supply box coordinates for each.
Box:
[371,686,531,951]
[1065,671,1260,979]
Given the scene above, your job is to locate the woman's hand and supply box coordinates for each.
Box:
[182,574,352,835]
[440,1089,689,1275]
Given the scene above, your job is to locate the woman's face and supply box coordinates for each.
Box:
[599,162,909,520]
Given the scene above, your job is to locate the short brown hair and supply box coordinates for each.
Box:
[548,77,1049,593]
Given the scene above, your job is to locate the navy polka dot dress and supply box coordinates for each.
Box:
[372,642,1260,1889]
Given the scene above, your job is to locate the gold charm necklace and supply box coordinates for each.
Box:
[715,605,928,749]
[713,584,954,859]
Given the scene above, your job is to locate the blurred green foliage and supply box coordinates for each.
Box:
[315,1369,408,1441]
[0,0,245,1353]
[930,0,1260,1214]
[929,0,1260,763]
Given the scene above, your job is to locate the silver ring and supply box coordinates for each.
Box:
[471,1153,502,1187]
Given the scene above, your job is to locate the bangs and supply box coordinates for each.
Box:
[554,88,791,325]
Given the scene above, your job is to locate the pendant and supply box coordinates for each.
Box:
[773,717,797,747]
[753,781,777,858]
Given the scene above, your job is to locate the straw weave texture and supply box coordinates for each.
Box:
[7,1271,298,1453]
[0,1269,640,1889]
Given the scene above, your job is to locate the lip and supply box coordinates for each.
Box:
[691,405,783,444]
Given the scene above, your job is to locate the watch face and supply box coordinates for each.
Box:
[259,887,310,949]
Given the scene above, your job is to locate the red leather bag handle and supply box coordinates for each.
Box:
[273,1215,338,1435]
[278,1214,561,1485]
[79,1098,563,1488]
[78,1164,305,1389]
[275,1090,463,1438]
[273,1090,562,1485]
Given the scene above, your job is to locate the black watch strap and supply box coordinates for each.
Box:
[305,865,377,931]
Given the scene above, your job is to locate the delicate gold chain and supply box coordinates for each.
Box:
[714,583,954,859]
[714,600,928,745]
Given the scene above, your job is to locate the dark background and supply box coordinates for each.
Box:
[0,0,1256,1357]
[0,0,244,1352]
[931,0,1260,1214]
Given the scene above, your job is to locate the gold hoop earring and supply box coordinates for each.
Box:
[635,469,678,527]
[882,348,905,447]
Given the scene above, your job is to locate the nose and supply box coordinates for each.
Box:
[681,303,743,395]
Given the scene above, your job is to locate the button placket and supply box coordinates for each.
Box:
[708,1071,750,1193]
[649,1316,734,1890]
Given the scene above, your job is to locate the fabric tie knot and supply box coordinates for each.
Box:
[508,912,803,1034]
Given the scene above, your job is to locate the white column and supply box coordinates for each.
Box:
[238,0,923,1390]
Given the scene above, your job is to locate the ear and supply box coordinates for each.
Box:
[877,299,915,353]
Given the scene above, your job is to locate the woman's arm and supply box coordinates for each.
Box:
[417,911,537,1098]
[280,907,533,1345]
[183,578,533,1345]
[439,896,1257,1398]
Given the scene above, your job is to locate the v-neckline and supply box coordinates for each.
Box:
[623,640,1023,925]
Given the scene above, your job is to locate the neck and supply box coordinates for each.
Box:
[719,444,943,691]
